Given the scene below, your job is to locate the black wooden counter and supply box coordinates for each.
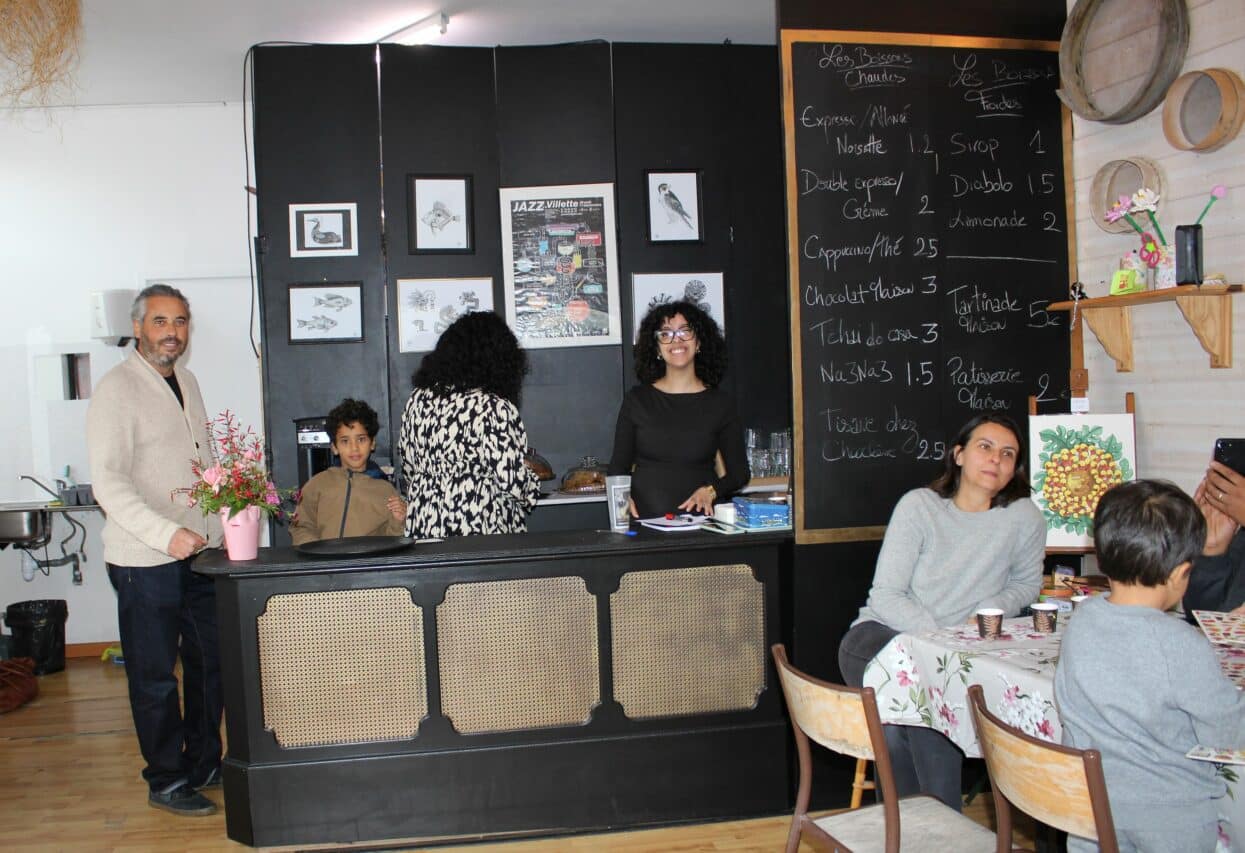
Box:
[195,529,792,848]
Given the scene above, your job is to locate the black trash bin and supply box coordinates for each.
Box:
[5,599,68,675]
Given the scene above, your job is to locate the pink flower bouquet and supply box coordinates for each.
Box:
[181,411,290,519]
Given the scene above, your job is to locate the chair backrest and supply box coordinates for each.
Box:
[772,643,903,853]
[967,684,1118,853]
[772,643,874,761]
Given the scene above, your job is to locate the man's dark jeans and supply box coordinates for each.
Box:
[108,559,223,793]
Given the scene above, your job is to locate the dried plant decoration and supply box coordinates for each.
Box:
[0,0,82,106]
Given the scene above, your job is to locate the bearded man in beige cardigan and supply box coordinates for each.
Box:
[86,284,224,817]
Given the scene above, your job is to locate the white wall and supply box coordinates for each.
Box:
[1070,0,1245,495]
[0,103,260,644]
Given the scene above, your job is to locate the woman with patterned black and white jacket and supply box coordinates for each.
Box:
[399,311,539,538]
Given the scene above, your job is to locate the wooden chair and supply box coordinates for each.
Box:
[851,757,875,809]
[771,644,995,852]
[967,685,1119,853]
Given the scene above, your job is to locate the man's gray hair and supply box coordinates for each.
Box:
[131,283,191,324]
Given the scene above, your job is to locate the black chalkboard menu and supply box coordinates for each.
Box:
[781,32,1071,544]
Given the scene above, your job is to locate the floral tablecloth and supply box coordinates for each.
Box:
[862,617,1061,758]
[862,616,1241,851]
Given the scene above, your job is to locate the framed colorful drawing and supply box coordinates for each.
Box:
[498,183,621,349]
[1029,413,1136,548]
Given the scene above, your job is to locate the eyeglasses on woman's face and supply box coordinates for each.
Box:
[655,327,695,344]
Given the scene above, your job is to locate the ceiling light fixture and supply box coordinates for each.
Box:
[378,12,448,45]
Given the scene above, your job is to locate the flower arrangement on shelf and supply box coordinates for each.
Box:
[1105,187,1167,271]
[1104,185,1228,282]
[181,411,290,520]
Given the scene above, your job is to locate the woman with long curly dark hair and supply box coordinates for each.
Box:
[399,311,539,537]
[608,300,748,519]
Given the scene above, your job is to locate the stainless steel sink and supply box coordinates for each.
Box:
[0,509,50,545]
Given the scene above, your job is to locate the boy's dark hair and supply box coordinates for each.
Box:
[1093,479,1205,587]
[412,311,528,407]
[929,413,1031,507]
[633,300,727,387]
[328,398,380,440]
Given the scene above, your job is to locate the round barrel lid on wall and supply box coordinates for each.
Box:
[1162,68,1245,152]
[1058,0,1190,124]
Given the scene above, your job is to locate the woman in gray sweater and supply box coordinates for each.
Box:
[837,413,1046,810]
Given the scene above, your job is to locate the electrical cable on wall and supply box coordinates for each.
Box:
[241,41,315,472]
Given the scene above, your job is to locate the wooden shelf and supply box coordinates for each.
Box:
[1048,283,1241,371]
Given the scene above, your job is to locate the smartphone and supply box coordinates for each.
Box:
[1213,438,1245,476]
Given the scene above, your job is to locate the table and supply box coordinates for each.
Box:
[863,616,1241,850]
[863,617,1062,756]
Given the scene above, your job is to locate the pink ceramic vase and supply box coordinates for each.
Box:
[220,505,261,561]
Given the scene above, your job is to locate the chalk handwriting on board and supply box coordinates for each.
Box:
[784,35,1070,537]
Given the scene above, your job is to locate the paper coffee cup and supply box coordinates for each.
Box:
[1031,602,1059,633]
[976,608,1004,639]
[1070,594,1089,610]
[605,475,631,532]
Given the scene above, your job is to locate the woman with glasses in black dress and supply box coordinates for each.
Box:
[608,300,749,519]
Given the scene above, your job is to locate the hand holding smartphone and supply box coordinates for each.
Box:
[1208,438,1245,534]
[1214,438,1245,477]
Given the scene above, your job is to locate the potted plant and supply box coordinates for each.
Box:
[181,411,289,560]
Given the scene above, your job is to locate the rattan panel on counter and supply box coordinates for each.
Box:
[612,564,765,719]
[438,576,600,734]
[257,587,426,747]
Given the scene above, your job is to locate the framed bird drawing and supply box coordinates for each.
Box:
[645,170,704,243]
[288,202,359,258]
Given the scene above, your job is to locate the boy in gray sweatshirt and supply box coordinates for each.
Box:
[1055,480,1245,853]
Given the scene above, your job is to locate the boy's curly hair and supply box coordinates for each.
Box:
[412,311,528,406]
[633,300,727,387]
[327,398,380,439]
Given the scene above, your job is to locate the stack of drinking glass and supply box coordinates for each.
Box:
[745,428,792,479]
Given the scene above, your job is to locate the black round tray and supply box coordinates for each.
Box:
[294,536,417,557]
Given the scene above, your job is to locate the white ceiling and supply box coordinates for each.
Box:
[60,0,776,106]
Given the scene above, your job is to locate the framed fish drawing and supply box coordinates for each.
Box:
[645,170,703,243]
[288,203,359,258]
[288,282,364,343]
[408,175,473,254]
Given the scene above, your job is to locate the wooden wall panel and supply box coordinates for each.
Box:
[1069,0,1245,494]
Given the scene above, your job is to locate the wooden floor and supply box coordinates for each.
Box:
[1,658,1026,851]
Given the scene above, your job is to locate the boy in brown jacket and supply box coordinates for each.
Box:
[289,399,406,544]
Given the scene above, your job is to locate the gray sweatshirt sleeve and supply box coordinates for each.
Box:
[974,501,1046,617]
[864,493,940,633]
